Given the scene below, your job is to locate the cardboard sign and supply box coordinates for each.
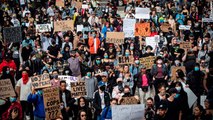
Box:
[135,7,150,19]
[58,75,78,90]
[171,66,186,80]
[0,79,16,98]
[43,87,61,120]
[121,96,138,105]
[179,25,191,30]
[72,1,82,9]
[3,27,22,42]
[54,20,74,32]
[31,73,51,89]
[56,0,64,7]
[123,19,136,37]
[135,23,150,36]
[36,24,51,33]
[160,23,171,32]
[180,41,192,51]
[112,104,145,120]
[202,18,213,22]
[70,81,87,97]
[106,32,125,44]
[118,56,134,65]
[139,56,156,69]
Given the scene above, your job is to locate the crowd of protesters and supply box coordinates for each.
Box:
[0,0,213,120]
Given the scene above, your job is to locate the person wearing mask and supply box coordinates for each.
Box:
[88,31,101,61]
[82,71,98,101]
[50,70,60,87]
[75,97,92,120]
[27,87,45,120]
[68,50,81,79]
[93,81,111,120]
[0,66,15,88]
[112,78,124,99]
[144,97,155,120]
[59,81,76,120]
[47,39,61,62]
[62,44,71,61]
[0,53,17,75]
[154,84,168,109]
[62,36,73,51]
[101,98,117,120]
[141,46,155,57]
[198,43,210,63]
[15,69,33,120]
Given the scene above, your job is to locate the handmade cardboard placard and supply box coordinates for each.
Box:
[31,73,51,89]
[56,0,64,7]
[118,56,134,65]
[120,96,138,105]
[36,24,51,33]
[72,1,82,9]
[135,23,150,36]
[70,81,87,97]
[43,87,61,120]
[160,23,171,32]
[179,41,192,51]
[171,66,186,80]
[3,27,22,42]
[106,32,125,44]
[54,20,74,32]
[139,56,156,69]
[0,79,16,98]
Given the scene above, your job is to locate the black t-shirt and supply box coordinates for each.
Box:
[166,99,181,120]
[47,45,60,57]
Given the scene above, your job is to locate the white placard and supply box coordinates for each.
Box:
[58,75,78,90]
[145,37,157,49]
[82,4,88,9]
[202,18,213,22]
[77,25,84,32]
[200,95,207,108]
[135,7,150,19]
[20,0,25,5]
[36,24,52,33]
[181,82,198,108]
[112,104,145,120]
[179,25,191,30]
[123,19,136,37]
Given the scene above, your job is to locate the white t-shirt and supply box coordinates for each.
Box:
[16,78,32,101]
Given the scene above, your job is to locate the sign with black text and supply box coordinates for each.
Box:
[3,27,22,42]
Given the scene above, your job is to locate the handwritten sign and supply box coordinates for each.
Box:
[31,73,51,89]
[112,104,145,120]
[58,75,78,90]
[43,87,61,120]
[135,23,150,36]
[171,66,186,80]
[202,18,213,22]
[180,41,192,51]
[72,1,82,9]
[106,32,124,44]
[145,37,157,49]
[118,56,134,65]
[160,23,171,32]
[56,0,64,7]
[70,81,87,97]
[0,79,16,98]
[179,25,191,30]
[135,7,150,19]
[54,20,74,32]
[123,19,136,37]
[3,27,22,42]
[121,96,138,105]
[139,56,156,69]
[36,24,51,33]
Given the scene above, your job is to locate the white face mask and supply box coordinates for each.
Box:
[175,87,181,92]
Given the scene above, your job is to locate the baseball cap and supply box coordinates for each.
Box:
[98,81,105,87]
[158,103,168,110]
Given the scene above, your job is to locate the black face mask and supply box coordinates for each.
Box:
[124,92,130,96]
[100,86,105,91]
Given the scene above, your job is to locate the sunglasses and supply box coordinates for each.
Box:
[81,114,86,117]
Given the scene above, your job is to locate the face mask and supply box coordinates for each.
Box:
[125,53,130,57]
[32,57,36,61]
[104,55,108,59]
[87,72,91,77]
[130,47,134,50]
[124,92,130,96]
[175,61,180,66]
[174,94,180,99]
[9,97,17,103]
[194,67,199,71]
[92,34,96,37]
[96,60,101,64]
[37,90,43,95]
[37,49,41,52]
[65,70,69,74]
[135,60,140,64]
[52,74,58,79]
[6,70,10,74]
[175,87,181,92]
[157,60,163,64]
[100,86,105,91]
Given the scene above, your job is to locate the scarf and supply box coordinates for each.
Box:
[22,74,29,84]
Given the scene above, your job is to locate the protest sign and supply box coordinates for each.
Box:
[0,79,16,98]
[112,104,145,120]
[106,32,125,44]
[181,82,197,108]
[31,73,51,89]
[135,7,150,19]
[43,87,61,120]
[202,18,213,22]
[58,75,78,90]
[56,0,64,7]
[139,56,156,69]
[171,66,186,80]
[179,25,191,30]
[54,20,74,32]
[160,23,171,32]
[3,27,22,42]
[70,81,87,97]
[121,96,138,105]
[72,1,82,9]
[123,19,136,37]
[82,4,88,9]
[77,25,84,32]
[135,23,150,36]
[36,24,51,33]
[20,0,25,5]
[145,37,157,49]
[179,41,192,51]
[118,56,134,65]
[200,95,207,108]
